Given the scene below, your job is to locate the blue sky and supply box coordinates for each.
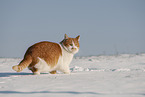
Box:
[0,0,145,58]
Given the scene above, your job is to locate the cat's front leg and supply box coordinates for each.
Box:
[64,71,70,74]
[61,67,70,74]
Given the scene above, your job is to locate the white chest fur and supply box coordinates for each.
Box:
[56,44,74,74]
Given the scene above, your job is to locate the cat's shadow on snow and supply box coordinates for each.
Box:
[0,90,101,95]
[0,90,145,96]
[0,72,33,77]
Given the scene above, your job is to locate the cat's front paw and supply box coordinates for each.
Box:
[64,71,70,74]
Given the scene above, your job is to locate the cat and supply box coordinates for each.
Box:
[12,34,80,75]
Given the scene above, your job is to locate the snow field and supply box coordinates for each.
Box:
[0,54,145,97]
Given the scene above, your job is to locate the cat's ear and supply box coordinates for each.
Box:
[64,34,69,39]
[76,35,80,41]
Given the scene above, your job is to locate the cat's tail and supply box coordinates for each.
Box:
[12,55,32,72]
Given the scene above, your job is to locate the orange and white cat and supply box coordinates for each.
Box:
[12,34,80,75]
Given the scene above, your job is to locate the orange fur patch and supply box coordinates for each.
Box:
[26,41,62,72]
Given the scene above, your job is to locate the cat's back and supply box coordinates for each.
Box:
[25,41,62,58]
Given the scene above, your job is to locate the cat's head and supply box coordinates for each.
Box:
[60,34,80,54]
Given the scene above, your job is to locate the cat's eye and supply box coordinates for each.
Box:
[70,44,73,46]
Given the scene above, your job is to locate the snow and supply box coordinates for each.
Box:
[0,54,145,97]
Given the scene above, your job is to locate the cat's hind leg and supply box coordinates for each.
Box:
[31,68,40,75]
[28,65,40,75]
[33,71,40,75]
